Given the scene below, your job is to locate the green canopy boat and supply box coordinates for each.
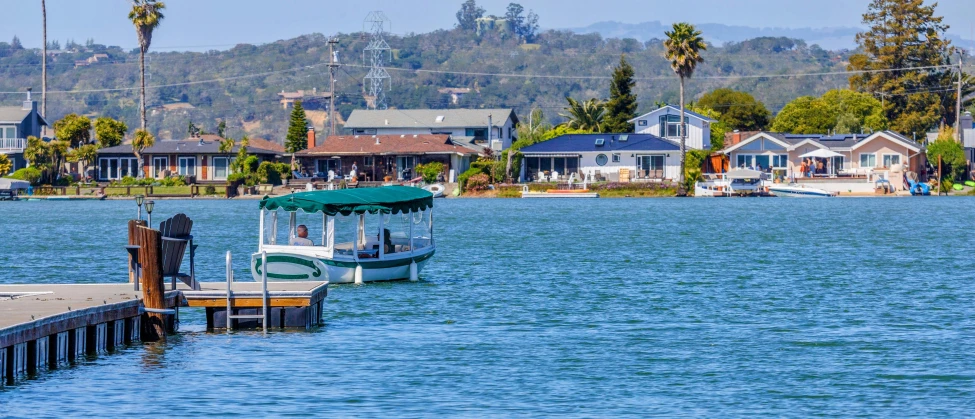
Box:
[254,186,436,284]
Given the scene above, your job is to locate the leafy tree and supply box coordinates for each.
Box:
[285,100,309,154]
[664,22,707,193]
[53,114,92,148]
[187,121,201,137]
[23,136,50,170]
[69,144,98,180]
[559,97,605,132]
[927,126,966,181]
[218,138,235,154]
[0,154,11,175]
[770,89,887,134]
[696,88,770,131]
[603,55,638,133]
[848,0,954,135]
[688,105,727,150]
[504,3,539,42]
[128,0,166,130]
[94,117,128,148]
[217,120,227,138]
[131,129,155,178]
[456,0,485,31]
[47,139,70,178]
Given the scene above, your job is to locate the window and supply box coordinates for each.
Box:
[353,129,376,135]
[772,155,789,168]
[1,126,15,138]
[882,154,900,167]
[859,153,877,168]
[152,157,168,178]
[638,120,647,126]
[98,158,110,180]
[658,114,685,138]
[638,155,665,178]
[213,157,229,179]
[363,156,375,166]
[119,158,138,178]
[178,156,196,176]
[595,154,608,166]
[612,153,621,163]
[465,128,488,138]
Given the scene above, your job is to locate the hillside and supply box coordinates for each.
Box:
[0,29,853,142]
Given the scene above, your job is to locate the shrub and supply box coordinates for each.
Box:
[257,161,281,185]
[466,173,490,191]
[457,167,482,190]
[204,185,217,195]
[415,162,446,183]
[159,176,186,187]
[9,167,42,185]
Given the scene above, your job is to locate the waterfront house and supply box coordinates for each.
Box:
[95,135,282,182]
[720,130,925,191]
[628,105,717,150]
[519,133,681,182]
[0,91,48,174]
[343,108,518,152]
[294,134,482,182]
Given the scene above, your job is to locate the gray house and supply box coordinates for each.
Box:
[343,108,518,152]
[0,91,48,174]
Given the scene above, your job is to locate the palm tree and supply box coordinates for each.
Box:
[559,97,606,132]
[128,0,166,131]
[664,22,706,194]
[41,0,47,131]
[132,129,155,178]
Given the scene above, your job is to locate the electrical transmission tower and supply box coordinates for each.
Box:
[363,11,391,110]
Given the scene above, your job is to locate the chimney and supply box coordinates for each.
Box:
[729,129,741,146]
[307,126,316,149]
[23,88,34,111]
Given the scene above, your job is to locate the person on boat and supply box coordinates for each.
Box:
[290,225,314,246]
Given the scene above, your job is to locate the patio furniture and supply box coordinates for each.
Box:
[158,213,199,291]
[551,171,559,182]
[537,171,546,182]
[594,170,603,182]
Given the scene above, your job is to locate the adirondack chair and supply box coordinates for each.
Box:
[159,213,200,290]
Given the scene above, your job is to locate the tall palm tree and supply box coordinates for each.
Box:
[41,0,47,132]
[664,22,706,194]
[559,97,606,132]
[128,0,166,131]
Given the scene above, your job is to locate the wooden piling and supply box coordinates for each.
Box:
[136,226,167,342]
[128,220,147,284]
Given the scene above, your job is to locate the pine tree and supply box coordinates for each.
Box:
[285,100,309,153]
[848,0,955,135]
[603,55,638,133]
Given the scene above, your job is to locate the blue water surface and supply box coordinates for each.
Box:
[1,197,974,417]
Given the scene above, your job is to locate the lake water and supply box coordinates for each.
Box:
[1,197,974,416]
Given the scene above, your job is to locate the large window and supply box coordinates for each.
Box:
[352,129,376,135]
[1,126,15,139]
[859,153,877,168]
[658,115,686,138]
[882,154,900,167]
[772,154,789,168]
[316,159,342,176]
[152,157,168,178]
[98,157,139,180]
[525,156,581,180]
[736,154,783,172]
[213,157,229,180]
[638,155,665,178]
[465,128,488,139]
[178,156,196,176]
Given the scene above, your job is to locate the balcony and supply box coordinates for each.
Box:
[0,138,26,152]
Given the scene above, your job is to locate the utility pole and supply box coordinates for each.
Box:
[327,37,339,137]
[41,0,47,136]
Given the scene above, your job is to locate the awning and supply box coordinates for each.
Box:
[800,149,843,158]
[520,153,581,158]
[0,178,30,190]
[260,186,433,215]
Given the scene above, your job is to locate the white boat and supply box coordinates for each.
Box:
[768,184,836,197]
[694,169,768,197]
[253,186,436,284]
[422,183,445,198]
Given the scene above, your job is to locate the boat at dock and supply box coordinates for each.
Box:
[693,169,768,197]
[254,186,436,284]
[767,184,836,197]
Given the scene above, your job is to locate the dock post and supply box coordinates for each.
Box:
[128,220,147,286]
[136,226,167,342]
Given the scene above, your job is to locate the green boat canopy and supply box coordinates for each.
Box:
[259,186,434,216]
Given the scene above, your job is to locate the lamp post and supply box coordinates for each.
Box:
[135,194,145,220]
[145,200,155,227]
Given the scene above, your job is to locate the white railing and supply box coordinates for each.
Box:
[0,138,26,151]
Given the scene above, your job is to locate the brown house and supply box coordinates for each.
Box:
[294,134,483,181]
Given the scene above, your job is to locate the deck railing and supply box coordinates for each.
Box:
[0,138,26,151]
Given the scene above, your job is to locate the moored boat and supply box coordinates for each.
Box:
[768,184,836,197]
[254,186,436,284]
[694,169,768,197]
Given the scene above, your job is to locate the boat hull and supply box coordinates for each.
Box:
[251,247,435,284]
[768,187,834,197]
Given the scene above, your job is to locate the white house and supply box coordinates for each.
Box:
[519,133,681,182]
[628,105,716,150]
[343,108,518,151]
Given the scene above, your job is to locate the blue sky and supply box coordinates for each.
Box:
[2,0,974,50]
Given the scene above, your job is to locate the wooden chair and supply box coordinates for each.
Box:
[158,213,199,290]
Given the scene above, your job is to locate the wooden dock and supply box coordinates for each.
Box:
[0,281,327,386]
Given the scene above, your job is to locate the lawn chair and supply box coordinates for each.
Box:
[159,213,199,290]
[551,170,559,181]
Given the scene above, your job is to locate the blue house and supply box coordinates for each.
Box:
[0,90,48,174]
[519,133,681,182]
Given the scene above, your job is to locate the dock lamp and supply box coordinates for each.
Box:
[145,200,155,227]
[135,195,145,220]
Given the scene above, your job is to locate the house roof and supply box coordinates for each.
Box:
[97,138,280,155]
[520,133,680,154]
[0,106,32,124]
[721,131,922,153]
[344,108,518,129]
[628,105,718,123]
[295,135,483,156]
[246,137,285,153]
